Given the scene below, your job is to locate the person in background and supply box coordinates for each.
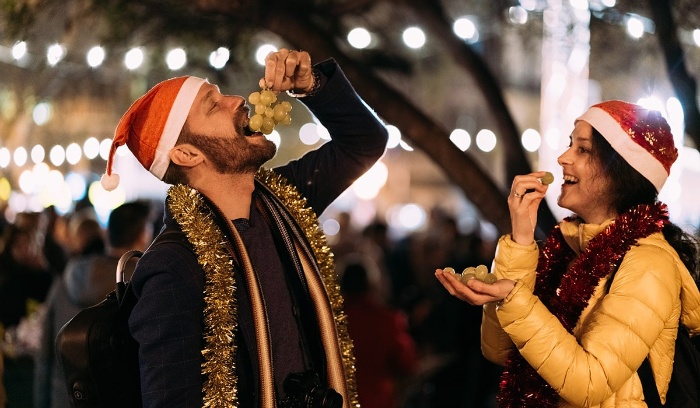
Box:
[436,100,700,407]
[33,201,154,408]
[100,49,387,407]
[65,208,105,258]
[0,214,54,408]
[339,255,417,408]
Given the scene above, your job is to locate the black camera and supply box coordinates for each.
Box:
[281,370,342,408]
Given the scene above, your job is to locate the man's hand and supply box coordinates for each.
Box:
[262,49,314,94]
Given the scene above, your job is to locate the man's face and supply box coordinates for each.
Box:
[184,82,276,174]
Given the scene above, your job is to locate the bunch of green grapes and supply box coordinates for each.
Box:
[443,264,497,284]
[247,89,292,135]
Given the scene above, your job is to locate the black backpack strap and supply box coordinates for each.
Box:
[115,226,191,304]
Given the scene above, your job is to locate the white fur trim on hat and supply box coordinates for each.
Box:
[148,76,207,179]
[577,107,668,192]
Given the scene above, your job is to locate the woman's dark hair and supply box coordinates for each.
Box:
[592,128,699,279]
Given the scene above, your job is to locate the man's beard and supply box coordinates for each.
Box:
[195,133,276,174]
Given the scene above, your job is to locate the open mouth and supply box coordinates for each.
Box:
[563,174,579,184]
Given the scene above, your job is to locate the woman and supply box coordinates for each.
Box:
[435,100,700,407]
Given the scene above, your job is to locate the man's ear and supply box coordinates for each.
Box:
[169,144,203,168]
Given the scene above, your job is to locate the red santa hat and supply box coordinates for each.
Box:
[576,100,678,192]
[100,76,207,191]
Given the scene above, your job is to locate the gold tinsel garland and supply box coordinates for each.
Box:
[166,169,358,408]
[167,185,239,407]
[256,168,359,408]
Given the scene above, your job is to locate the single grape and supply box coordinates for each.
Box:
[541,171,554,185]
[443,267,456,274]
[255,104,267,115]
[280,101,293,112]
[264,107,274,118]
[280,115,292,126]
[482,273,497,284]
[248,92,261,105]
[474,265,489,281]
[248,114,263,131]
[273,104,287,122]
[460,272,476,284]
[259,90,275,106]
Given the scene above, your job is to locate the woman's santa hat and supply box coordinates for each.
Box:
[576,100,678,192]
[100,76,207,191]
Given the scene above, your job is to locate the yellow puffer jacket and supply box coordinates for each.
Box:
[482,218,700,407]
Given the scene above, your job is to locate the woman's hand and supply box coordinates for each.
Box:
[262,48,314,94]
[508,171,550,245]
[435,269,515,306]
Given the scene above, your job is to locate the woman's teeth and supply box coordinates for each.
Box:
[563,174,579,184]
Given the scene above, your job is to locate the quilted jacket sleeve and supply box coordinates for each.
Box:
[494,240,682,407]
[481,234,539,364]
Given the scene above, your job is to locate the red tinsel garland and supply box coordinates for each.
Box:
[497,202,670,407]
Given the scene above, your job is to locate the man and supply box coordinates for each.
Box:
[99,49,388,407]
[34,201,154,408]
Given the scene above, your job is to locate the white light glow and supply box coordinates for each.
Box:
[299,123,321,145]
[569,0,589,11]
[508,6,528,24]
[83,137,100,159]
[317,124,330,140]
[100,138,113,160]
[694,29,700,47]
[449,128,471,151]
[348,27,372,49]
[32,163,50,184]
[352,161,388,200]
[399,139,414,151]
[88,180,126,215]
[166,48,187,70]
[47,43,66,66]
[256,44,278,66]
[18,169,36,194]
[31,145,45,164]
[453,18,478,42]
[265,130,281,148]
[86,46,106,68]
[209,47,230,69]
[66,143,82,165]
[322,218,340,236]
[393,203,426,231]
[14,147,27,167]
[0,148,10,168]
[50,145,66,166]
[521,128,542,152]
[475,129,497,152]
[124,47,144,70]
[386,125,402,149]
[402,27,426,49]
[12,41,27,60]
[626,16,644,39]
[33,102,51,126]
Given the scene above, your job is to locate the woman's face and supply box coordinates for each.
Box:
[556,121,618,224]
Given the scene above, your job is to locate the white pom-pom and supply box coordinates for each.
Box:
[100,173,120,191]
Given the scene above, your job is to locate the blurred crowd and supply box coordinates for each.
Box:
[0,202,499,408]
[331,208,500,408]
[0,200,160,408]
